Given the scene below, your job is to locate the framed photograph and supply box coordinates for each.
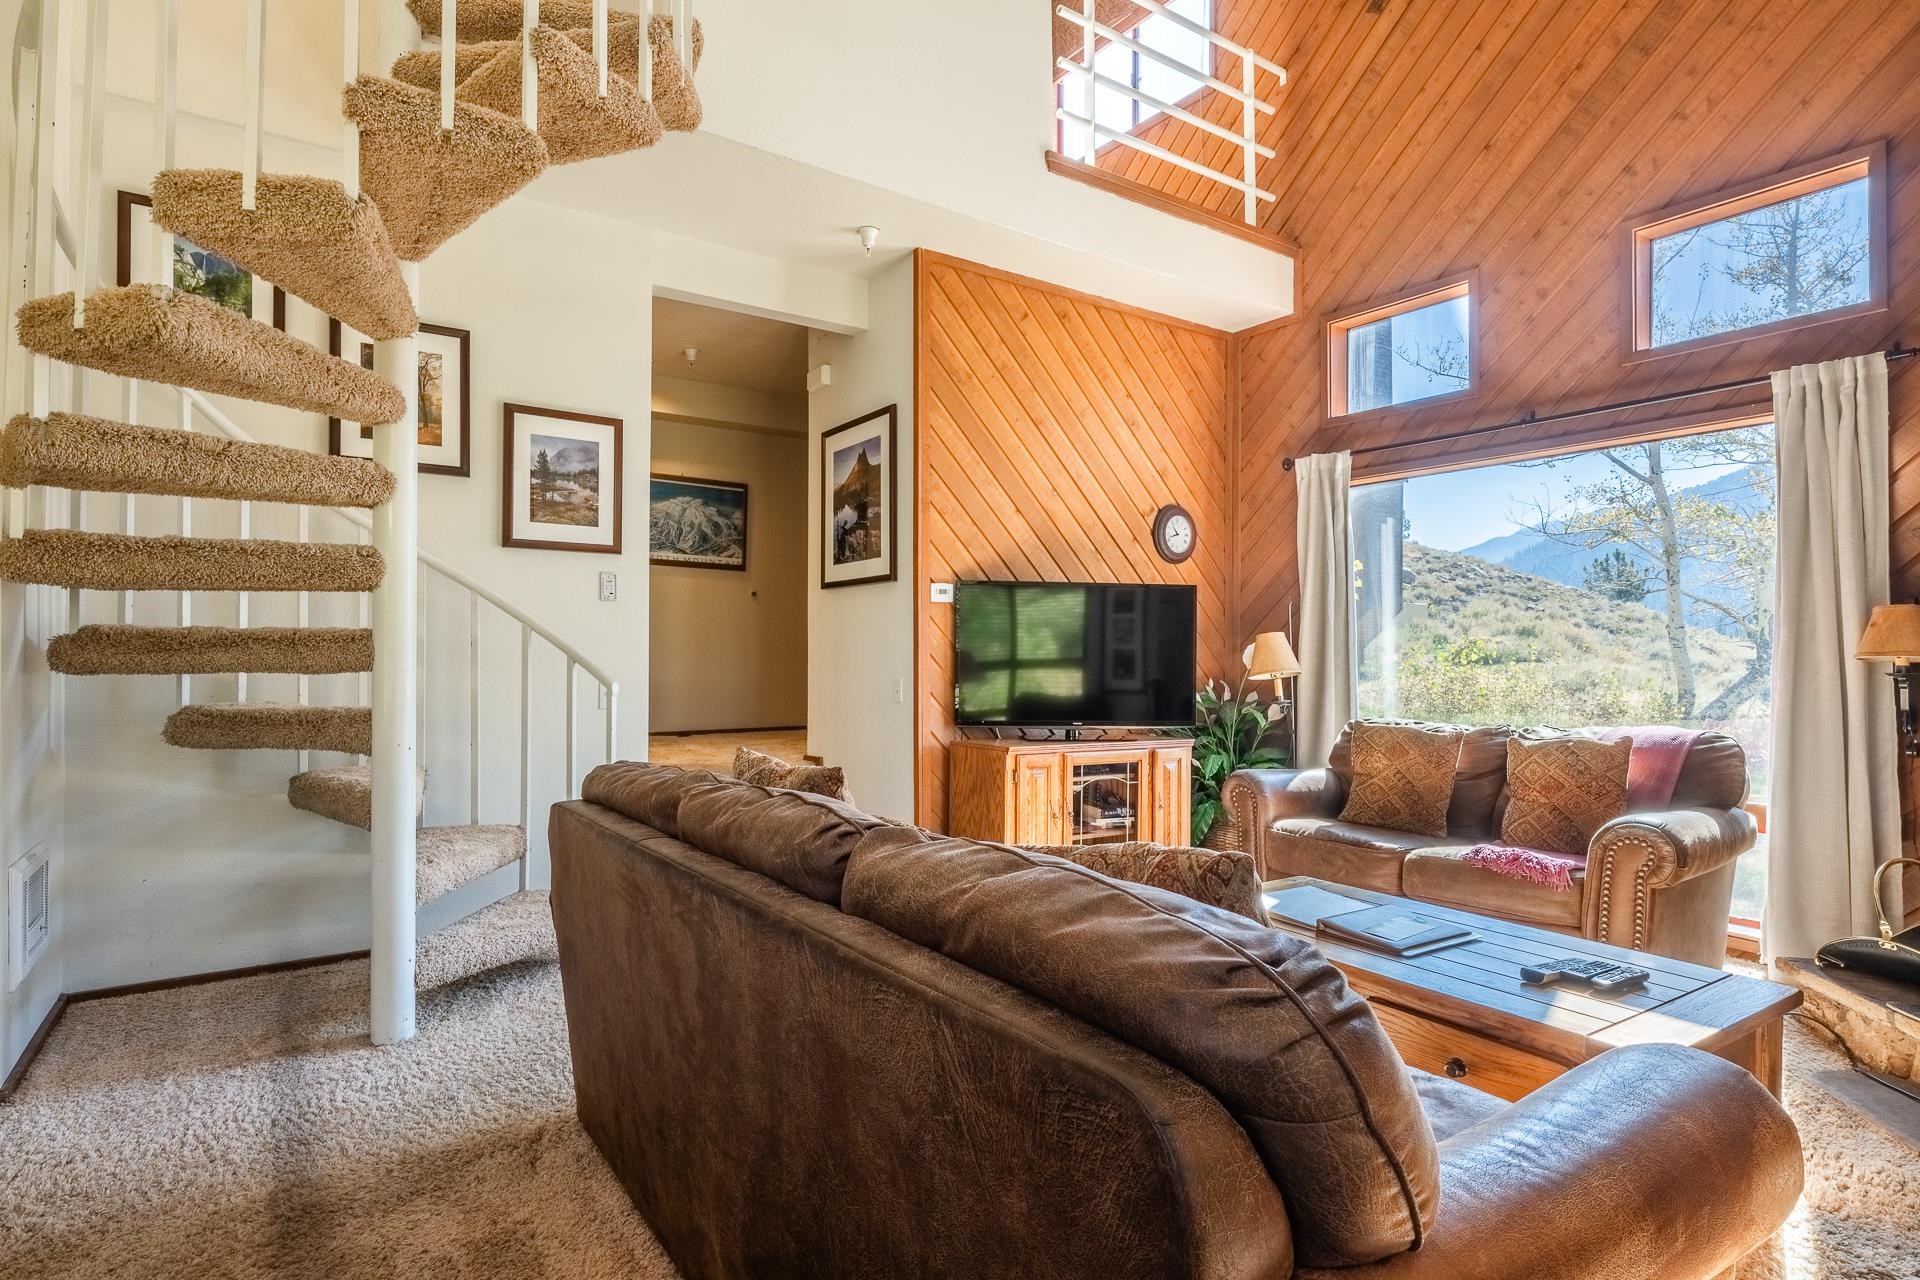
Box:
[327,319,471,477]
[117,191,285,329]
[502,403,623,554]
[650,474,749,571]
[821,404,898,589]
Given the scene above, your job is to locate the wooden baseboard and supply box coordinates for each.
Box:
[654,725,806,738]
[0,993,69,1102]
[69,949,370,1005]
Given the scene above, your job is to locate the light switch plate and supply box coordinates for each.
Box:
[930,582,954,603]
[598,572,617,602]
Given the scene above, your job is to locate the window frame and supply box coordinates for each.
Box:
[1055,0,1219,162]
[1621,141,1888,364]
[1325,272,1478,422]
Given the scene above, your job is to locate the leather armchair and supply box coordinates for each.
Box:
[1294,1044,1803,1280]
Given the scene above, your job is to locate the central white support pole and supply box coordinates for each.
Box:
[521,0,539,131]
[370,260,421,1047]
[153,0,177,273]
[639,0,653,102]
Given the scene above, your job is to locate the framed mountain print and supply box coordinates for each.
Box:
[820,404,897,589]
[117,191,284,328]
[327,319,471,477]
[502,403,623,554]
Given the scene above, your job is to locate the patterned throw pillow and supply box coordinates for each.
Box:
[1499,734,1632,857]
[1025,841,1267,923]
[732,746,855,806]
[1338,721,1465,837]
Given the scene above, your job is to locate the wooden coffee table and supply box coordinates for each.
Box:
[1264,877,1802,1101]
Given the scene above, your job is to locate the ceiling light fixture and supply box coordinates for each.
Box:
[857,225,880,257]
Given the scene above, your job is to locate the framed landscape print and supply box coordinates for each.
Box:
[327,319,472,477]
[117,191,285,329]
[821,404,897,589]
[502,403,623,554]
[650,475,749,571]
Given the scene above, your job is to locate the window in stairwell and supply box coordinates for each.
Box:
[1627,143,1886,359]
[1055,0,1213,163]
[1349,418,1778,928]
[1326,275,1474,418]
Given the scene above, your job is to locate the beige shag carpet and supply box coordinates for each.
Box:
[2,954,1914,1278]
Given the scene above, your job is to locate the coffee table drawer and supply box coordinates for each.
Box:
[1370,1001,1566,1102]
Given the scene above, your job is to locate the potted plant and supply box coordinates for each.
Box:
[1182,671,1290,847]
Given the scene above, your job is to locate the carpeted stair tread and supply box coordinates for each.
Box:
[417,825,527,908]
[416,889,556,992]
[164,703,372,755]
[48,625,373,676]
[287,765,427,831]
[455,26,661,164]
[16,287,405,424]
[0,413,394,507]
[344,77,548,261]
[0,530,384,593]
[407,0,595,41]
[150,170,418,341]
[393,14,701,132]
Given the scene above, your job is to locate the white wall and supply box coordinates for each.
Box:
[807,256,916,820]
[650,416,807,733]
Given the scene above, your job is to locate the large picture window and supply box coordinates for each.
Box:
[1626,143,1886,359]
[1351,421,1776,926]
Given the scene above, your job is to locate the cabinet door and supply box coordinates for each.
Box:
[1012,755,1065,844]
[1149,748,1192,847]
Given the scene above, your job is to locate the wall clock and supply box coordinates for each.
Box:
[1152,504,1195,564]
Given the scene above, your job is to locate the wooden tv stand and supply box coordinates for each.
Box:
[947,737,1193,847]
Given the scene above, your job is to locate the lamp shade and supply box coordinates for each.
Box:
[1856,604,1920,661]
[1245,631,1301,681]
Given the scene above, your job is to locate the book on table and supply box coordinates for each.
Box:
[1315,904,1477,957]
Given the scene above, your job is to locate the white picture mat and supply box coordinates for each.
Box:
[823,420,891,585]
[334,324,466,470]
[509,411,619,549]
[124,198,276,327]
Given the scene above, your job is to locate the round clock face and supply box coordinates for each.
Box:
[1155,505,1195,563]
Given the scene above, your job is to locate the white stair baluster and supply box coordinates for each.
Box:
[593,0,608,97]
[469,590,480,825]
[519,626,532,890]
[74,0,108,325]
[154,0,177,274]
[521,0,539,131]
[639,0,652,102]
[441,0,457,133]
[343,0,361,200]
[242,0,264,211]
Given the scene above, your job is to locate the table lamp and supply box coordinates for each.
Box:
[1245,631,1301,765]
[1856,603,1920,756]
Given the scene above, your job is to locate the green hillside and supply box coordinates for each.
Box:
[1360,541,1759,728]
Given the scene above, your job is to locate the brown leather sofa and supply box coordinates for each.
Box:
[1218,720,1756,968]
[550,761,1800,1280]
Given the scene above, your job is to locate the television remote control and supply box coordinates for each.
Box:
[1520,957,1651,992]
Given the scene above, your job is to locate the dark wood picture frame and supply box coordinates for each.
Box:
[501,402,624,555]
[649,473,750,572]
[820,404,899,590]
[117,191,286,329]
[326,318,473,477]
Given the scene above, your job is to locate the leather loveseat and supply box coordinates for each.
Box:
[1219,720,1757,968]
[549,761,1799,1280]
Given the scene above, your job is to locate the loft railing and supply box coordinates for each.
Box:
[1052,0,1286,227]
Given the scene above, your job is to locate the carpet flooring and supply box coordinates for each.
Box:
[646,727,809,772]
[2,952,1914,1278]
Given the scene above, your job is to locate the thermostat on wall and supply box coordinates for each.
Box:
[930,582,954,603]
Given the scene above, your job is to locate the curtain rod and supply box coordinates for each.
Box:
[1281,343,1919,471]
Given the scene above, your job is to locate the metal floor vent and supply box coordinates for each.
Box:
[8,845,50,991]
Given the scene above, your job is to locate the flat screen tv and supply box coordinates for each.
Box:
[953,581,1196,729]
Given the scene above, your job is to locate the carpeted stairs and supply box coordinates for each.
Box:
[2,4,702,1008]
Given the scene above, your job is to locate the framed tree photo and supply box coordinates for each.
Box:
[327,319,472,477]
[820,404,897,589]
[650,475,749,571]
[502,403,623,554]
[118,191,285,328]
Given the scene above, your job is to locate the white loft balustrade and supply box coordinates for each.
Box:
[1053,0,1286,226]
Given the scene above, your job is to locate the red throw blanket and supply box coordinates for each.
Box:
[1464,728,1700,891]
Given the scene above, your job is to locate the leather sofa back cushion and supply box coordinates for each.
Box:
[1330,721,1509,835]
[1337,722,1463,837]
[1668,730,1749,809]
[1500,733,1633,856]
[580,762,736,839]
[842,825,1439,1267]
[1025,841,1267,921]
[676,781,898,906]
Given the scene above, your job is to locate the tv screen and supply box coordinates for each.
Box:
[953,581,1197,728]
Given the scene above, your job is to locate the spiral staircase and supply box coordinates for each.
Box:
[2,0,700,1043]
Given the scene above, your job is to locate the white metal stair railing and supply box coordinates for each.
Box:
[1053,0,1287,226]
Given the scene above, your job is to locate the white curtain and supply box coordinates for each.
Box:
[1767,352,1901,963]
[1294,451,1356,767]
